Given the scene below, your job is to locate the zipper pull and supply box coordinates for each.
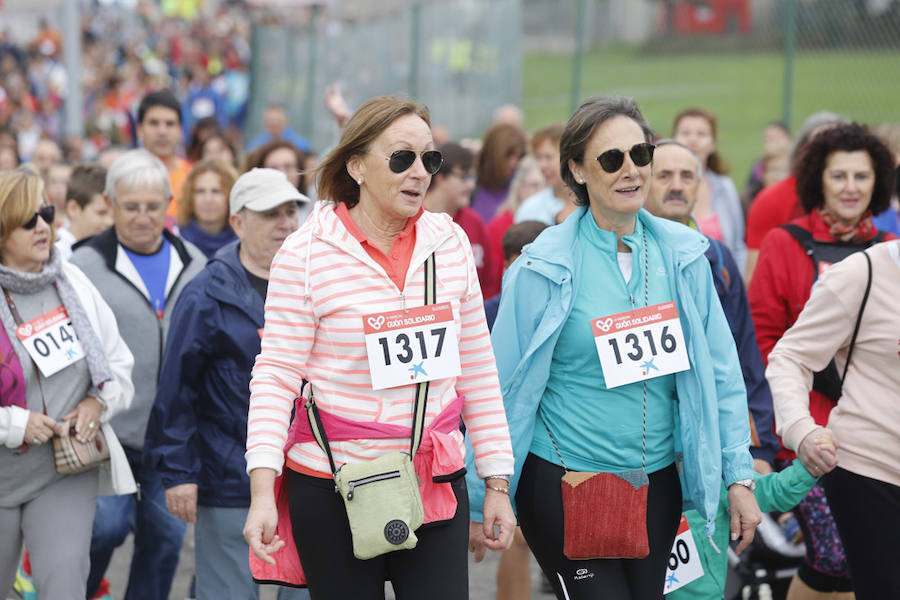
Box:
[629,294,635,307]
[347,481,357,500]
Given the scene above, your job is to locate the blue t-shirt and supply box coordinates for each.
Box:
[531,211,677,474]
[123,238,171,318]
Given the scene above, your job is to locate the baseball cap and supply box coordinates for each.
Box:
[230,168,309,215]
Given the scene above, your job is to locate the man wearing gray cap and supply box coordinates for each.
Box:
[143,168,310,600]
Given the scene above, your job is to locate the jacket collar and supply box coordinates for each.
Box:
[88,226,196,275]
[205,240,264,324]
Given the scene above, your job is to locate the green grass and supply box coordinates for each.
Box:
[522,47,900,188]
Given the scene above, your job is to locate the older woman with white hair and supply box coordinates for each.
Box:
[0,167,135,599]
[71,149,207,600]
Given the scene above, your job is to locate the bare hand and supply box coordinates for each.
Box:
[24,411,59,446]
[469,486,516,562]
[324,84,351,129]
[61,396,104,443]
[243,500,284,565]
[727,484,762,554]
[798,427,839,477]
[165,483,198,523]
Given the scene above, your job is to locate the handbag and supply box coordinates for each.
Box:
[304,253,435,560]
[546,231,654,560]
[3,287,109,473]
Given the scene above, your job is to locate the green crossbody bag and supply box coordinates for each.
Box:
[304,253,435,560]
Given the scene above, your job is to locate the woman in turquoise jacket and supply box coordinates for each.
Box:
[466,97,760,599]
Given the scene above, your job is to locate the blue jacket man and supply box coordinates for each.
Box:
[467,206,755,536]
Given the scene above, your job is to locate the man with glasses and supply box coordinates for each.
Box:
[423,141,497,298]
[71,149,206,600]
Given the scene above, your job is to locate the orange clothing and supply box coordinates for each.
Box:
[166,157,192,218]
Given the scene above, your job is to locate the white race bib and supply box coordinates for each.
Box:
[591,301,690,389]
[663,514,705,594]
[363,302,461,390]
[15,305,86,377]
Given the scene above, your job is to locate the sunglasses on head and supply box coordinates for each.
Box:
[383,150,443,175]
[595,143,655,173]
[23,205,55,230]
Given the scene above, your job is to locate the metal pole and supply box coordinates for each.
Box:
[62,0,83,139]
[302,5,321,142]
[782,0,797,129]
[409,2,422,100]
[570,0,587,115]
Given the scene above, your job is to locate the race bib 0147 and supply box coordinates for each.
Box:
[362,302,461,390]
[15,305,86,378]
[591,301,690,389]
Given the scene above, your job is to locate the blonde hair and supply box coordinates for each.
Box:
[177,159,239,228]
[0,166,57,249]
[497,156,543,215]
[316,96,431,208]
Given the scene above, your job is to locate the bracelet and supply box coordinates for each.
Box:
[484,474,511,483]
[486,485,509,495]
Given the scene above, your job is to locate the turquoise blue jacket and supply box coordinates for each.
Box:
[466,207,754,536]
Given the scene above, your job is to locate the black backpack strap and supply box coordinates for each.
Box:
[840,251,873,389]
[781,224,819,281]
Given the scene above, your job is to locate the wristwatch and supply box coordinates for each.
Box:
[732,478,757,492]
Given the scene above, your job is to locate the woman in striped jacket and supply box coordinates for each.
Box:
[242,96,516,599]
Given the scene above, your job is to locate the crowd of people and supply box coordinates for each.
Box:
[1,11,899,600]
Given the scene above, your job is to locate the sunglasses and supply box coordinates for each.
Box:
[382,150,443,175]
[23,205,55,230]
[595,143,655,173]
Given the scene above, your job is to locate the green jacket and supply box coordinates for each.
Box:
[667,459,817,599]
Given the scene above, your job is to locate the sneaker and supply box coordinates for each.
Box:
[88,578,113,600]
[12,563,37,600]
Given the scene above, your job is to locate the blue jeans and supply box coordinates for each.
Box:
[86,446,186,600]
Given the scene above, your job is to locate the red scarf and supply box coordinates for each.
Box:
[815,207,877,243]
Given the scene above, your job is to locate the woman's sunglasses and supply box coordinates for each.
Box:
[595,143,655,174]
[23,205,55,230]
[383,150,444,175]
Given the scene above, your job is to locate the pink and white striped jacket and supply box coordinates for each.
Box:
[245,201,514,481]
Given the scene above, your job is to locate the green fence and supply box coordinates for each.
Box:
[248,0,522,153]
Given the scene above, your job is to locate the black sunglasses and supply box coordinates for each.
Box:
[383,150,443,175]
[23,205,55,230]
[595,143,655,173]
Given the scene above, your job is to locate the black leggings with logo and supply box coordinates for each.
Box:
[286,469,469,600]
[516,453,682,600]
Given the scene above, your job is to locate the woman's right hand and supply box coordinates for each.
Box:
[24,411,59,446]
[243,468,284,565]
[798,427,839,477]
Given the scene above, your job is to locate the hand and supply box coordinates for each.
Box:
[324,84,351,129]
[797,427,839,477]
[165,483,198,523]
[753,458,774,475]
[61,396,104,443]
[24,411,59,446]
[727,483,762,554]
[469,484,515,562]
[243,500,284,565]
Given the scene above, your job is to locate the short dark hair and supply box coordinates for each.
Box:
[796,123,895,216]
[502,220,547,261]
[66,163,107,208]
[429,142,473,190]
[137,90,182,125]
[560,96,653,207]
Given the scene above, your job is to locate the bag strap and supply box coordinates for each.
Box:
[781,224,820,281]
[305,252,436,475]
[839,251,872,390]
[3,288,48,417]
[544,230,649,473]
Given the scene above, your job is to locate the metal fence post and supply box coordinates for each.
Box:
[409,2,422,100]
[782,0,797,130]
[303,5,322,143]
[62,0,82,139]
[570,0,587,115]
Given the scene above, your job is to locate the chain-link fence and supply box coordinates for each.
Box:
[521,0,900,186]
[248,0,522,153]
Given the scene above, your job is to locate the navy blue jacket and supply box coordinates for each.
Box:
[705,237,779,465]
[144,241,262,506]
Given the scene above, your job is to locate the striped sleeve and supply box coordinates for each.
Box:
[453,228,515,479]
[245,242,313,475]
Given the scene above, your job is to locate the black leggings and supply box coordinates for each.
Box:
[823,466,900,600]
[286,469,469,600]
[516,453,682,600]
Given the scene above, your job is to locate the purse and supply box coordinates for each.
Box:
[545,231,653,560]
[304,253,435,560]
[3,287,109,473]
